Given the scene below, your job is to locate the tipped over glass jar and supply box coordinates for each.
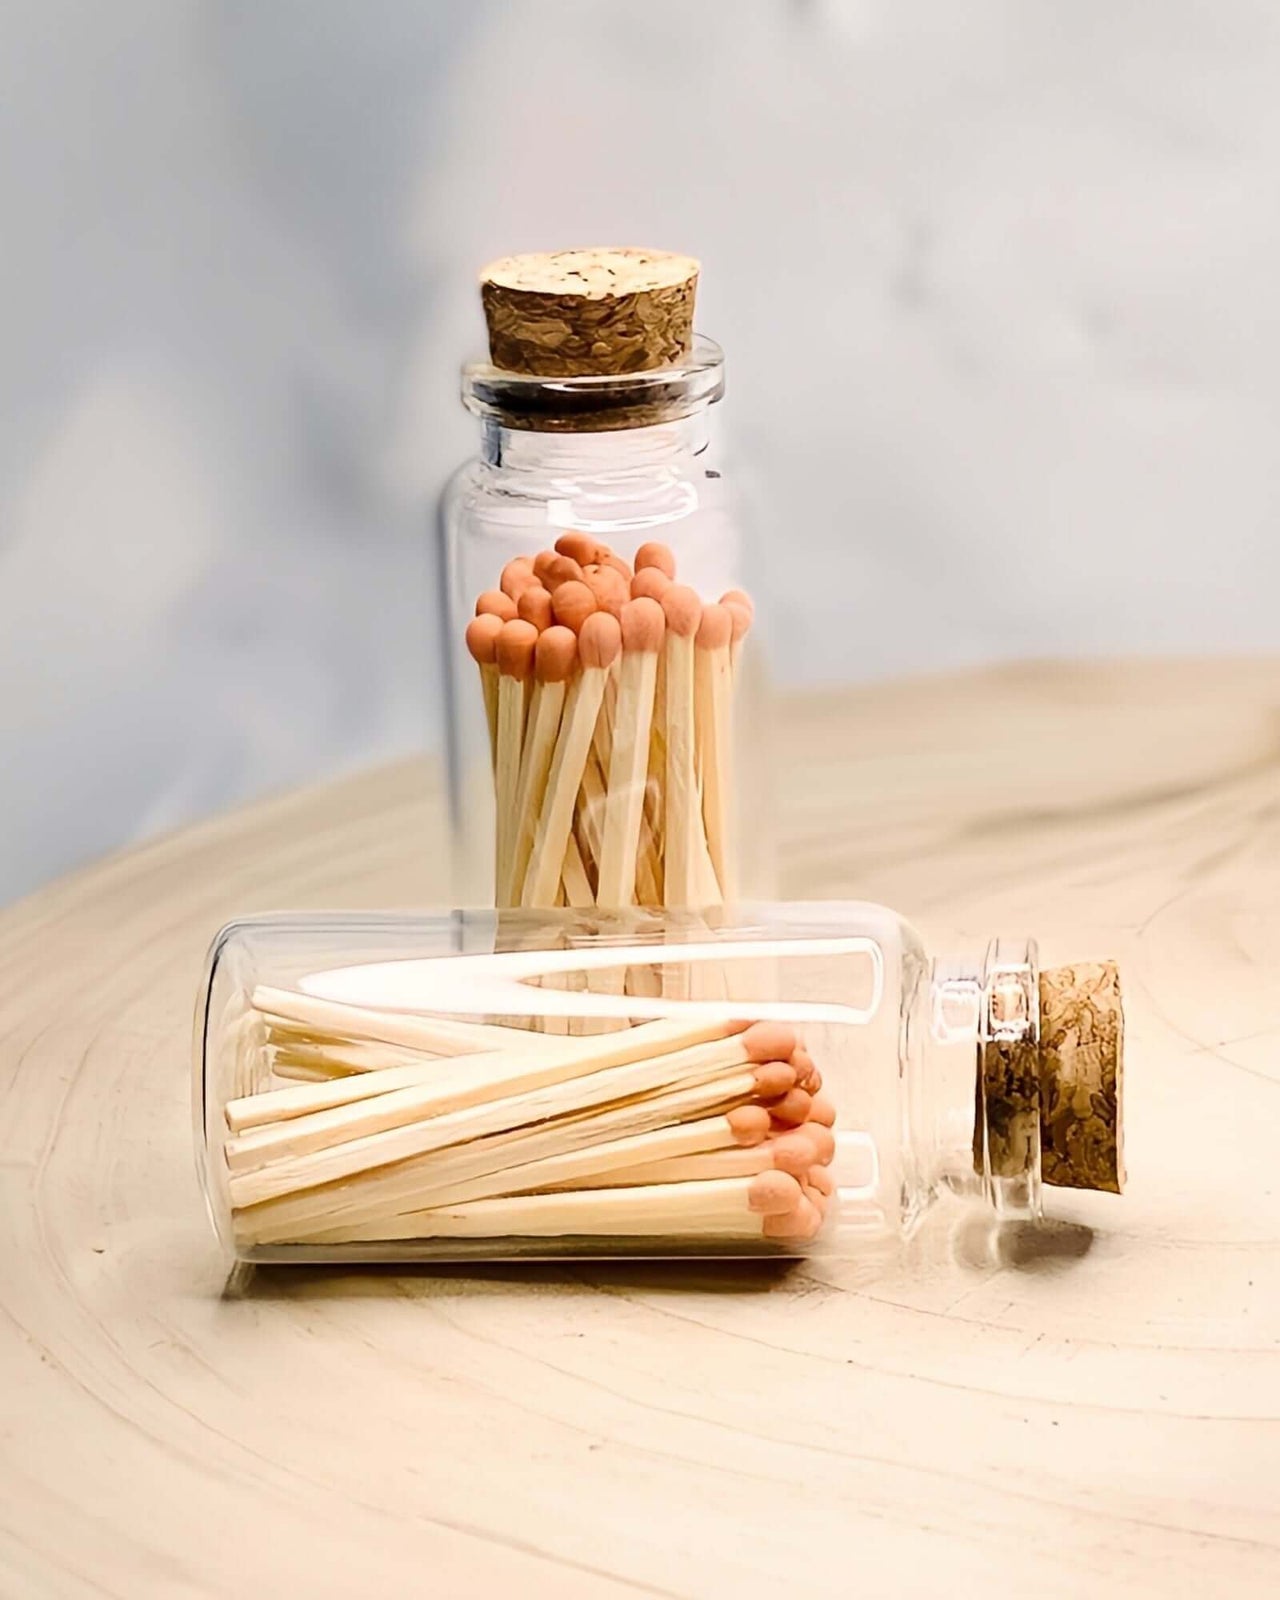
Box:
[195,902,1124,1265]
[438,248,771,911]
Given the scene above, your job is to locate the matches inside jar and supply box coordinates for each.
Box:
[221,975,835,1255]
[465,535,752,909]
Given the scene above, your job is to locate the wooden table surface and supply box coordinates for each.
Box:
[2,659,1278,1599]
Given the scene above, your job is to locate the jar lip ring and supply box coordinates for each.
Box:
[461,334,724,430]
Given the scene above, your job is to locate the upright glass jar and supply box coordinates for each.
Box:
[195,903,1124,1265]
[438,249,770,911]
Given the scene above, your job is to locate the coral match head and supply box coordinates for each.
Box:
[475,589,517,621]
[500,557,537,599]
[660,584,702,639]
[620,596,665,653]
[582,564,629,617]
[577,610,622,671]
[634,541,676,578]
[630,567,671,602]
[550,580,597,633]
[723,599,752,645]
[696,602,733,652]
[554,531,599,565]
[495,618,539,679]
[535,624,578,684]
[726,1105,771,1146]
[516,585,553,631]
[720,587,755,618]
[747,1170,803,1217]
[742,1022,798,1063]
[464,613,502,665]
[532,550,559,583]
[544,554,585,591]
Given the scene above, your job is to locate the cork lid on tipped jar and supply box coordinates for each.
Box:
[480,248,700,377]
[1038,960,1125,1194]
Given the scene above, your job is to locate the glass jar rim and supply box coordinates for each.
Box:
[461,334,724,432]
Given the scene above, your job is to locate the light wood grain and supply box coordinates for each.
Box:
[1,658,1279,1599]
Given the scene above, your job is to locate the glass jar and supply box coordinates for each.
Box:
[437,335,771,910]
[194,903,1124,1265]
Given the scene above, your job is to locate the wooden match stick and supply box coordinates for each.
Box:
[227,1059,459,1134]
[298,1173,811,1244]
[251,986,545,1059]
[232,1009,738,1133]
[464,613,503,769]
[521,611,621,907]
[506,625,577,905]
[494,619,538,906]
[695,601,734,898]
[560,834,594,908]
[234,1058,795,1244]
[225,1020,774,1189]
[538,1122,835,1191]
[298,1107,774,1240]
[660,585,701,907]
[597,598,664,906]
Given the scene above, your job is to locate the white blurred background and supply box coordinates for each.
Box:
[3,0,1278,903]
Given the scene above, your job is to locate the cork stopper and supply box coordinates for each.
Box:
[480,248,700,377]
[976,956,1125,1197]
[1038,961,1125,1194]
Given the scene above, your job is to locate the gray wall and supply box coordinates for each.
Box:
[4,0,1278,903]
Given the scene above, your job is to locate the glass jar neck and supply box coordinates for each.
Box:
[480,412,710,472]
[461,333,725,440]
[920,936,1045,1221]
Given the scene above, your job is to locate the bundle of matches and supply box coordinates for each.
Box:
[464,532,753,910]
[225,991,836,1252]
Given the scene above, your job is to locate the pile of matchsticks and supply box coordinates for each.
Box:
[464,533,752,909]
[223,986,836,1251]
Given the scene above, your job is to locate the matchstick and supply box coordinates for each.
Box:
[464,613,503,768]
[506,625,576,905]
[597,598,664,906]
[521,611,621,907]
[252,986,546,1058]
[494,619,538,906]
[298,1173,814,1244]
[300,1107,776,1240]
[227,1022,786,1204]
[660,585,701,907]
[227,1059,462,1134]
[560,833,595,908]
[234,1055,798,1244]
[232,1009,739,1132]
[694,601,734,898]
[537,1121,836,1191]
